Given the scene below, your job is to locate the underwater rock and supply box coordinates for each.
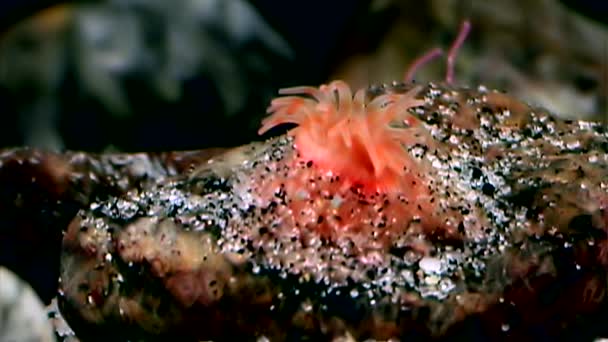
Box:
[54,82,608,340]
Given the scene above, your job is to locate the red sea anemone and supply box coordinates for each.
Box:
[258,80,427,195]
[254,21,474,240]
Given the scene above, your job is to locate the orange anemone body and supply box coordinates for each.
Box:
[259,81,427,194]
[257,81,443,242]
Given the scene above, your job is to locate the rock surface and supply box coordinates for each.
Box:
[53,82,608,341]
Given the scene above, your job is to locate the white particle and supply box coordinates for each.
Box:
[419,257,443,274]
[301,301,313,312]
[331,195,343,209]
[424,275,440,285]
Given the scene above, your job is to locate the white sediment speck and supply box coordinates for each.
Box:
[419,256,443,274]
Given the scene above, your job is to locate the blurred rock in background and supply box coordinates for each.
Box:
[0,267,56,342]
[0,4,69,150]
[0,0,370,152]
[0,0,292,150]
[329,0,607,122]
[0,0,296,151]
